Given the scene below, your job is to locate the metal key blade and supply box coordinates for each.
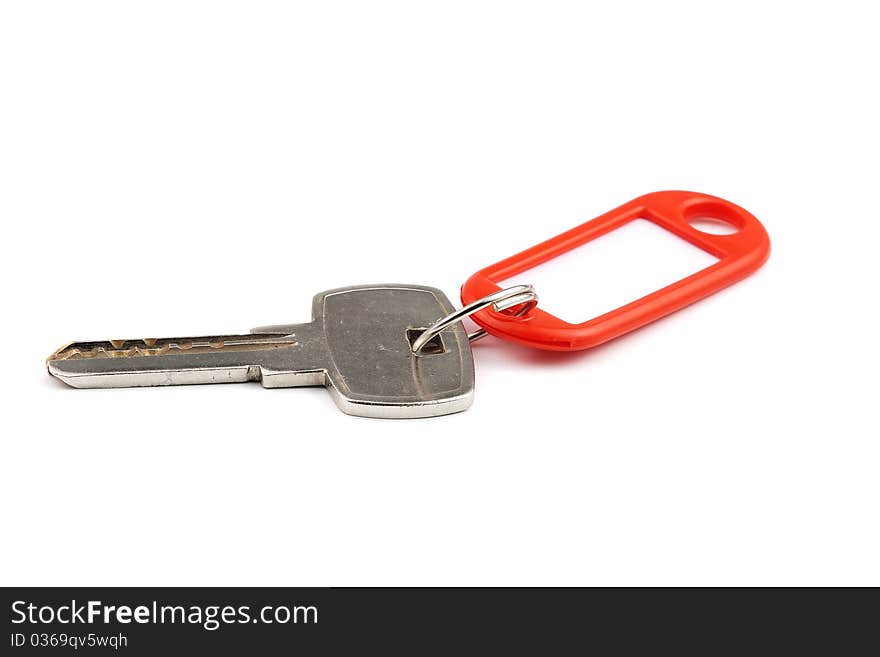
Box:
[46,329,323,388]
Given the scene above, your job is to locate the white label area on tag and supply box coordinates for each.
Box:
[499,218,719,323]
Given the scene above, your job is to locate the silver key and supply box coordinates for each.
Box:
[46,285,475,418]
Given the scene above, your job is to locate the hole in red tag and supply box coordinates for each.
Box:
[498,218,719,324]
[688,216,739,235]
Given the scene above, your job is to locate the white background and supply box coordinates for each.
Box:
[1,1,878,586]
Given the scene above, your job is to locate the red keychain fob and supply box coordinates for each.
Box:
[461,191,770,351]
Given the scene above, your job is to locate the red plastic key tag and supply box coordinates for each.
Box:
[461,190,770,351]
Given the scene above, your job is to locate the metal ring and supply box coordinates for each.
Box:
[411,284,538,354]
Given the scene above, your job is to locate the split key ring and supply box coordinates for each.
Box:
[411,284,538,354]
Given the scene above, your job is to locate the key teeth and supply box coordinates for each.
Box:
[47,341,174,361]
[48,334,301,362]
[47,343,74,364]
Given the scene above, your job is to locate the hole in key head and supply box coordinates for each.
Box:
[406,328,446,355]
[688,216,739,235]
